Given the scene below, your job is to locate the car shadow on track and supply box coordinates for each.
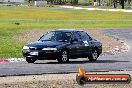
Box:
[34,60,130,64]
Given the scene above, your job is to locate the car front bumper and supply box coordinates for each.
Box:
[22,49,61,60]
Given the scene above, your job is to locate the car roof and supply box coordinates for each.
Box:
[53,29,82,32]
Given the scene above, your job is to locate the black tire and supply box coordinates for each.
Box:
[57,50,69,63]
[88,49,99,61]
[26,57,36,63]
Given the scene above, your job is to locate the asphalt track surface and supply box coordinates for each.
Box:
[0,29,132,76]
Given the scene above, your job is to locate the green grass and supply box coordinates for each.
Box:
[0,7,132,58]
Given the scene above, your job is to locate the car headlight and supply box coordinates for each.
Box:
[42,48,57,51]
[23,46,29,49]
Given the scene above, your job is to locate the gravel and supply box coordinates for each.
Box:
[0,71,132,88]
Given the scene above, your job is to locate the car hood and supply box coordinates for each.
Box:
[26,41,64,48]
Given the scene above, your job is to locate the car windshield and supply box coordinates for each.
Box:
[39,31,72,42]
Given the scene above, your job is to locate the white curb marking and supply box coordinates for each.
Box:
[60,6,132,13]
[8,58,26,62]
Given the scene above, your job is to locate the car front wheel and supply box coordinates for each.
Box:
[57,50,69,63]
[26,57,36,63]
[88,49,98,61]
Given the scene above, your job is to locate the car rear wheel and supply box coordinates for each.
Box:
[57,50,69,63]
[88,49,98,61]
[26,57,36,63]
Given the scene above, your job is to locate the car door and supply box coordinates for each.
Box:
[68,32,84,57]
[79,31,93,54]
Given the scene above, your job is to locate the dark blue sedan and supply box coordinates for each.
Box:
[22,29,102,63]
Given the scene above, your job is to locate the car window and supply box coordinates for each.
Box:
[39,31,72,42]
[79,31,92,41]
[65,32,72,41]
[72,32,81,41]
[55,32,72,42]
[40,32,55,41]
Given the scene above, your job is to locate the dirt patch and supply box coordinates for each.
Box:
[15,29,50,43]
[15,29,123,52]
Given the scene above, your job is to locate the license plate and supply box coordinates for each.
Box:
[30,52,38,55]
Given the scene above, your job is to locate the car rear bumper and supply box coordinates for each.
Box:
[22,49,61,60]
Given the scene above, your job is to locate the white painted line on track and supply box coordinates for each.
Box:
[60,6,132,13]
